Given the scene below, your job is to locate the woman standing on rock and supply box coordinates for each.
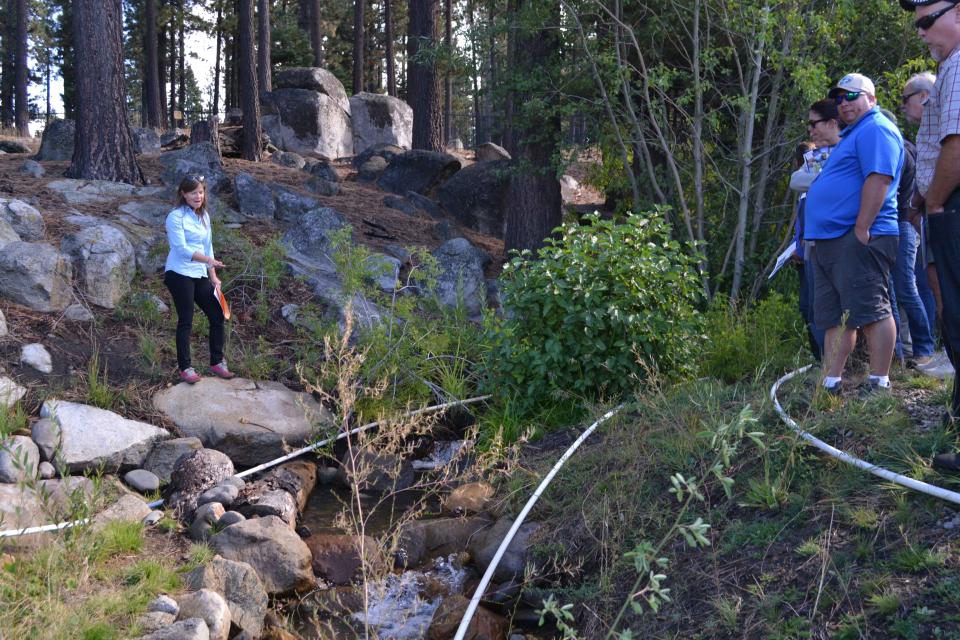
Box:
[164,175,235,384]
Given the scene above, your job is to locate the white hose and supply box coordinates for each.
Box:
[0,395,491,538]
[453,404,624,640]
[771,365,960,505]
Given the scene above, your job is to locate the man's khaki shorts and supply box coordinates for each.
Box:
[809,229,898,329]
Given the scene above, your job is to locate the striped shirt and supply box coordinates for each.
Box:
[916,45,960,196]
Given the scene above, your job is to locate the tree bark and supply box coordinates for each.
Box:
[190,116,221,157]
[408,0,443,151]
[257,0,272,93]
[503,0,561,253]
[168,18,177,126]
[14,0,29,136]
[66,0,143,184]
[309,0,323,66]
[443,0,453,144]
[353,0,365,94]
[1,0,15,128]
[212,1,223,118]
[158,14,168,127]
[143,0,163,129]
[178,2,186,120]
[237,0,262,161]
[385,0,396,96]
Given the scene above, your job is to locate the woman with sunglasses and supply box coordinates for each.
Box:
[163,175,235,384]
[788,100,842,361]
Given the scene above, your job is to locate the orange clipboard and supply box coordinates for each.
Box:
[214,286,232,321]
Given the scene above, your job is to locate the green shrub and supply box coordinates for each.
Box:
[485,211,703,414]
[700,292,806,383]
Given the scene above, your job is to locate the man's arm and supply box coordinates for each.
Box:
[925,134,960,212]
[854,173,893,244]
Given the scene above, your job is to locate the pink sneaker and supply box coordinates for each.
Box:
[179,367,201,384]
[209,361,235,379]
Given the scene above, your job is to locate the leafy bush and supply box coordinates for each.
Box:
[699,292,806,383]
[485,211,703,414]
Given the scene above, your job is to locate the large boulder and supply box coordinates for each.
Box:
[475,141,511,163]
[377,150,461,196]
[132,127,162,155]
[262,68,352,159]
[0,435,41,483]
[45,179,165,206]
[0,477,93,545]
[396,517,491,568]
[0,218,19,250]
[177,589,231,640]
[282,207,347,259]
[209,515,315,595]
[60,224,136,308]
[0,139,31,153]
[429,238,490,318]
[66,212,166,275]
[234,172,276,220]
[152,377,333,467]
[304,534,379,585]
[32,400,170,473]
[159,142,229,193]
[143,437,204,484]
[349,92,413,155]
[437,160,510,237]
[136,618,210,640]
[0,198,45,241]
[427,594,508,640]
[0,241,73,312]
[0,376,26,408]
[167,448,235,519]
[184,556,268,639]
[467,516,540,583]
[272,185,320,223]
[35,119,75,161]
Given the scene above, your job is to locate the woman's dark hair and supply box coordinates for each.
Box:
[809,99,839,123]
[794,141,816,169]
[175,175,208,217]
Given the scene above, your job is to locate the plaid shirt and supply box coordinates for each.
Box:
[917,45,960,196]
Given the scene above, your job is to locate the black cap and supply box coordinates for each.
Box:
[900,0,953,11]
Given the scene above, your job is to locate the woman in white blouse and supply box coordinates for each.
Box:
[163,175,234,384]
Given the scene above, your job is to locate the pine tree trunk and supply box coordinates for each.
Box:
[14,0,29,136]
[168,20,177,126]
[385,0,396,96]
[158,18,168,127]
[144,0,163,129]
[237,0,262,161]
[503,0,561,253]
[66,0,144,184]
[353,0,365,94]
[178,3,185,120]
[1,0,15,128]
[212,1,223,118]
[257,0,272,94]
[309,0,323,66]
[408,0,442,151]
[443,0,452,144]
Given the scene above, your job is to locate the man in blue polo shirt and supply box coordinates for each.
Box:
[805,73,904,394]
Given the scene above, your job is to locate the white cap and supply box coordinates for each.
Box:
[833,73,876,97]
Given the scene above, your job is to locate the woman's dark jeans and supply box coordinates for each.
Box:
[163,270,225,371]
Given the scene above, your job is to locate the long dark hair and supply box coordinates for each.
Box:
[175,175,208,221]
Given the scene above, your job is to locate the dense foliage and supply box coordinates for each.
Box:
[486,211,703,413]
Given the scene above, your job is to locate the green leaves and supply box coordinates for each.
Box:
[486,210,703,416]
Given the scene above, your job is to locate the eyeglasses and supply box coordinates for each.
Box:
[915,3,958,31]
[834,91,863,104]
[807,118,830,128]
[900,90,922,104]
[187,174,205,183]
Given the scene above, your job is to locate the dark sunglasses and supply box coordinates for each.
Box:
[807,117,830,128]
[900,90,922,104]
[834,91,863,104]
[915,3,958,31]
